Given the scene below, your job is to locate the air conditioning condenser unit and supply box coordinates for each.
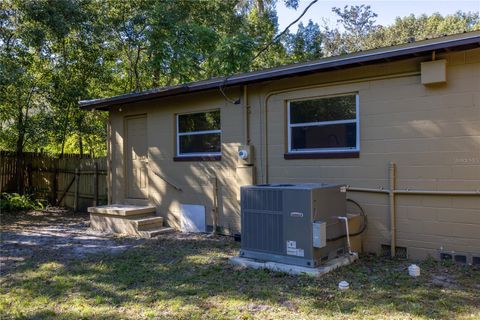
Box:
[240,183,347,267]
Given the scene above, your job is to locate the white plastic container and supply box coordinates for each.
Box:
[408,264,420,277]
[338,281,350,290]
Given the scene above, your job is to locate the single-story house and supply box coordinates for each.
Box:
[80,31,480,262]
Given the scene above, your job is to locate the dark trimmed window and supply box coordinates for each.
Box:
[288,94,359,154]
[176,110,221,157]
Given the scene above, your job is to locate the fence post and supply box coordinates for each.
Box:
[52,164,58,206]
[0,152,3,193]
[27,163,33,192]
[74,168,80,212]
[93,162,98,207]
[15,153,25,194]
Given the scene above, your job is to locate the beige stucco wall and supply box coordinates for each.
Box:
[109,47,480,261]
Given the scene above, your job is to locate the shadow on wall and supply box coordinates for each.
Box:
[146,141,242,233]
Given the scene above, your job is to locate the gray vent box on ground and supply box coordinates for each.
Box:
[240,183,347,268]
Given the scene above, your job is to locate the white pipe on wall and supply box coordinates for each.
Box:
[338,216,352,254]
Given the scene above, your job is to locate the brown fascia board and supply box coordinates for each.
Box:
[79,31,480,111]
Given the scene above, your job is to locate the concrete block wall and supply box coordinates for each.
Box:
[109,90,245,233]
[247,48,480,260]
[108,47,480,260]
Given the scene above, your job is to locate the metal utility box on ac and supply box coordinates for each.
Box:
[240,183,347,267]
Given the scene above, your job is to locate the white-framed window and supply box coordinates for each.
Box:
[287,93,359,153]
[176,110,221,157]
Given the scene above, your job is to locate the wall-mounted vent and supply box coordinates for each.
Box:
[440,252,473,265]
[472,256,480,266]
[440,253,453,261]
[381,244,407,259]
[454,254,467,264]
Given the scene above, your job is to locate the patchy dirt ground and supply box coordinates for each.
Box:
[0,209,145,275]
[1,210,479,319]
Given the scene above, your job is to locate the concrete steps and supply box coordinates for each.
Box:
[138,226,175,238]
[129,216,164,229]
[88,204,156,216]
[88,204,174,238]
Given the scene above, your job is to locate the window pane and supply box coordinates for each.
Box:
[179,133,221,154]
[178,111,220,132]
[291,123,356,150]
[290,95,356,124]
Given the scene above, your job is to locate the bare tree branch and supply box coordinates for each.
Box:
[251,0,318,62]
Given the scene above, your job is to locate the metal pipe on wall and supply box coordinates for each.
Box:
[389,162,397,258]
[346,187,390,194]
[243,85,250,146]
[347,186,480,196]
[346,164,479,258]
[394,189,480,196]
[107,118,113,205]
[211,176,219,235]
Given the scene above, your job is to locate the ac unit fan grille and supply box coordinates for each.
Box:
[243,211,283,253]
[242,189,283,253]
[242,189,283,211]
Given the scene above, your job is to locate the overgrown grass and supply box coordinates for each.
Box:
[1,235,479,320]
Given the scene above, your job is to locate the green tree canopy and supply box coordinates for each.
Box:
[1,0,478,159]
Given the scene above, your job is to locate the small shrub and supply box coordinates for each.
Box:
[0,193,44,212]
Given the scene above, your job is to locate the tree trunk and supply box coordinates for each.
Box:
[256,0,265,15]
[60,138,66,158]
[78,134,83,157]
[134,45,142,92]
[152,67,159,88]
[14,106,25,194]
[14,84,35,194]
[60,106,71,158]
[150,50,159,88]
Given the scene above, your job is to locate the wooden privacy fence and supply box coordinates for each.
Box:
[0,151,108,212]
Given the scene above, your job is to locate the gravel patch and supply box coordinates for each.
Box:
[0,209,145,275]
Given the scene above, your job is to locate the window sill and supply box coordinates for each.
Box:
[173,155,221,162]
[284,151,359,160]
